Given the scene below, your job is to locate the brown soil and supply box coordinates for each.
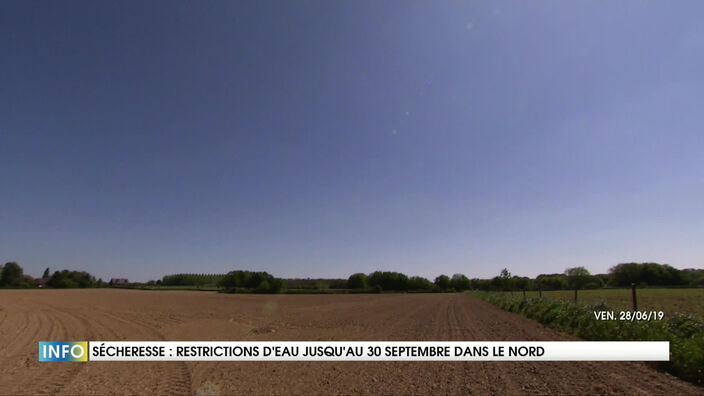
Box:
[0,289,701,395]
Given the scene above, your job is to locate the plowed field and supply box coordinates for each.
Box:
[0,290,700,395]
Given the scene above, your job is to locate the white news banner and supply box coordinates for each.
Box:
[88,341,669,361]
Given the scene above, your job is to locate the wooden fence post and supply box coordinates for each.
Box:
[631,283,638,311]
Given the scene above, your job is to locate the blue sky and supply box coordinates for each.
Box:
[1,1,703,282]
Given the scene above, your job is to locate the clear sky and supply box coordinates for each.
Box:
[1,1,703,282]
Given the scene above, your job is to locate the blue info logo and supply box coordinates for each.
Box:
[39,342,88,362]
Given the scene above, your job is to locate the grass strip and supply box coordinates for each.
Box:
[473,292,704,386]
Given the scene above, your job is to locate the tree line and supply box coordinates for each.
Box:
[0,262,104,288]
[217,270,284,293]
[2,261,703,291]
[165,263,704,293]
[344,271,472,292]
[161,273,226,287]
[328,263,704,293]
[479,263,704,292]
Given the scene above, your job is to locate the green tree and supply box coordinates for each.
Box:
[499,268,513,292]
[583,275,604,289]
[450,274,471,291]
[42,267,50,279]
[255,280,271,293]
[367,271,409,291]
[535,274,567,290]
[434,274,451,290]
[408,276,433,291]
[217,270,281,293]
[471,278,493,291]
[565,266,590,302]
[22,275,35,288]
[0,262,24,287]
[162,273,226,287]
[513,276,531,292]
[608,262,685,287]
[328,279,348,289]
[347,273,369,289]
[47,270,97,288]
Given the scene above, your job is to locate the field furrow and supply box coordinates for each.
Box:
[0,290,701,395]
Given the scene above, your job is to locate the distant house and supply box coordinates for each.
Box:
[109,278,129,285]
[35,278,48,288]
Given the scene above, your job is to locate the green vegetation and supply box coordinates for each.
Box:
[217,270,283,293]
[469,263,704,294]
[434,275,451,290]
[129,284,220,291]
[282,278,347,290]
[565,266,592,302]
[3,260,703,299]
[521,288,704,318]
[47,270,99,288]
[0,262,34,288]
[475,291,704,386]
[155,270,447,293]
[0,262,104,288]
[609,262,701,287]
[450,273,471,291]
[159,274,350,292]
[257,272,454,293]
[347,273,368,289]
[367,271,410,291]
[160,270,461,293]
[408,276,433,290]
[161,273,225,287]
